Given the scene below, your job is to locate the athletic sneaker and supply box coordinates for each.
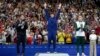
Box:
[77,53,80,56]
[54,52,57,53]
[47,51,50,53]
[82,53,86,56]
[35,53,39,56]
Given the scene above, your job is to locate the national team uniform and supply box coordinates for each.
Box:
[75,20,86,56]
[15,19,28,55]
[57,31,65,44]
[44,8,60,52]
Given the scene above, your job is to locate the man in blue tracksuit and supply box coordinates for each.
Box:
[44,3,61,52]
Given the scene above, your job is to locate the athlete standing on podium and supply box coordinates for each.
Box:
[15,16,28,56]
[44,3,61,52]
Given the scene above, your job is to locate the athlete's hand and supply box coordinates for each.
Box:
[44,3,47,8]
[58,3,62,9]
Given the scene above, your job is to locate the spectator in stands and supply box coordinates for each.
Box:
[42,28,48,44]
[95,24,100,44]
[6,26,12,44]
[57,29,65,44]
[33,28,43,45]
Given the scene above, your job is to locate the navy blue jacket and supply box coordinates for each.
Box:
[44,9,60,33]
[15,20,28,36]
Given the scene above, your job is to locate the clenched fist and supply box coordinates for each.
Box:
[44,3,47,8]
[58,3,62,9]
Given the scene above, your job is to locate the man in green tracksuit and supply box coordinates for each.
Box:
[75,15,86,56]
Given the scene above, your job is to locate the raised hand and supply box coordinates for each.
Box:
[58,3,62,9]
[44,3,47,8]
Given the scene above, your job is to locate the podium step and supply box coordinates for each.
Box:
[35,53,69,56]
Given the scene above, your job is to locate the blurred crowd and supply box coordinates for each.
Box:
[0,0,100,45]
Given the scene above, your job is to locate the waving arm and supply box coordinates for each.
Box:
[44,3,50,21]
[55,3,61,20]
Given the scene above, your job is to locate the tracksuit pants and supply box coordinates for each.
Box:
[48,32,56,52]
[76,36,85,53]
[17,34,26,54]
[90,40,97,56]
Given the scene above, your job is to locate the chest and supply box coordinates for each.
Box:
[48,19,57,24]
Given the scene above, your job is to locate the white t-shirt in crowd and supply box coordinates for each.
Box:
[89,34,97,41]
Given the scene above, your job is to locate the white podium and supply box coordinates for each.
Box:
[35,53,69,56]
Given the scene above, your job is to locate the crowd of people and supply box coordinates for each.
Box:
[0,0,100,45]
